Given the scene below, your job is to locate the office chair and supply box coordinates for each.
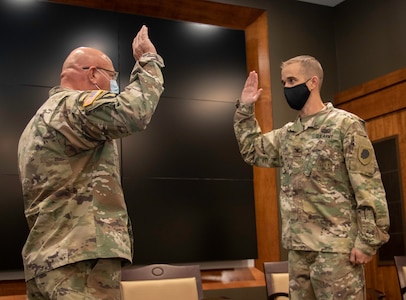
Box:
[263,261,289,300]
[120,263,204,300]
[394,256,406,299]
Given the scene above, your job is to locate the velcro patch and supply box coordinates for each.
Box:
[358,147,372,165]
[83,90,103,107]
[355,135,373,165]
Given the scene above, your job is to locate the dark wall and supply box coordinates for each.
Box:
[0,1,256,275]
[334,0,406,91]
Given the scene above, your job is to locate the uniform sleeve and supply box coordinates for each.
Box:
[344,119,390,255]
[233,103,281,168]
[74,53,165,142]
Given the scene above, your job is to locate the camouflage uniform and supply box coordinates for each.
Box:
[18,53,164,290]
[234,102,390,299]
[25,259,122,299]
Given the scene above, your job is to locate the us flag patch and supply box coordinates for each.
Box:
[83,90,103,107]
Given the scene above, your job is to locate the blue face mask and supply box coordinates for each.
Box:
[96,69,119,94]
[110,79,119,94]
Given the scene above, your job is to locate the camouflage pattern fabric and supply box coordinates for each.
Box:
[233,102,389,255]
[26,258,121,300]
[288,250,364,300]
[18,53,164,281]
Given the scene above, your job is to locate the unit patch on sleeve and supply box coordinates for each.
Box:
[83,90,103,107]
[355,135,373,166]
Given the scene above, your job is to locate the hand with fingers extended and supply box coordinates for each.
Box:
[240,71,263,105]
[132,25,157,60]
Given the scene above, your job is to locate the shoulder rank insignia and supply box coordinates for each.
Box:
[83,90,103,107]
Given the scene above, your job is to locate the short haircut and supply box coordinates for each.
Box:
[281,55,324,90]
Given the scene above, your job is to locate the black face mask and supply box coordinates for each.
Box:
[284,81,311,110]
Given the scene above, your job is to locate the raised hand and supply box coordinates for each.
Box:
[240,71,263,104]
[132,25,157,60]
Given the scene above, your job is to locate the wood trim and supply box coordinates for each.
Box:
[0,296,26,300]
[335,68,406,105]
[335,83,406,121]
[43,0,264,30]
[0,280,26,297]
[334,68,406,121]
[245,12,280,271]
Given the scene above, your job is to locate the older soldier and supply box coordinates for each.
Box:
[18,25,164,300]
[234,55,389,299]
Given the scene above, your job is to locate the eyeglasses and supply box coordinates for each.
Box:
[82,66,119,80]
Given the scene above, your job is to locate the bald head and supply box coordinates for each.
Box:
[60,47,115,90]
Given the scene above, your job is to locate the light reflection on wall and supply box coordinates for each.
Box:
[3,0,37,7]
[184,22,223,36]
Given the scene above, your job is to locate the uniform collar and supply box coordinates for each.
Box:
[288,102,333,133]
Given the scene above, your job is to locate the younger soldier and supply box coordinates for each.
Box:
[234,55,389,299]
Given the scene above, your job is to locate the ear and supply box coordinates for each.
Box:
[86,66,98,84]
[309,76,319,91]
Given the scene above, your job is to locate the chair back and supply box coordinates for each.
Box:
[394,256,406,299]
[263,261,289,300]
[121,263,203,300]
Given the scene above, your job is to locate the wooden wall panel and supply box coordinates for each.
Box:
[0,280,26,298]
[45,0,263,29]
[0,296,26,300]
[335,67,406,122]
[337,84,406,122]
[245,12,280,271]
[335,68,406,300]
[365,112,406,300]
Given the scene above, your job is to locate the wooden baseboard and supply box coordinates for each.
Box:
[0,280,25,297]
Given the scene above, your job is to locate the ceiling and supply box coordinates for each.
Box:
[297,0,346,7]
